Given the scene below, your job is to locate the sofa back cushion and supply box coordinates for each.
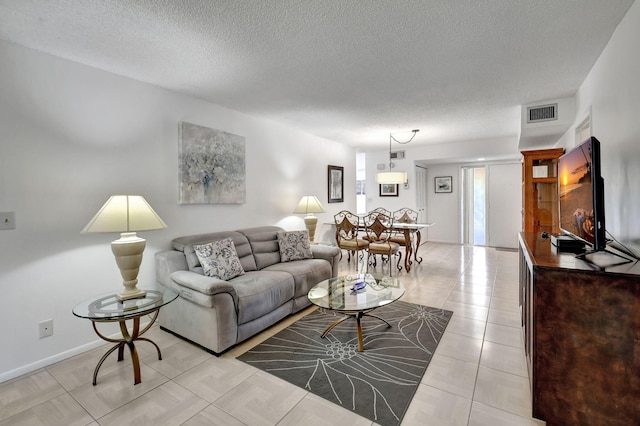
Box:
[172,231,258,273]
[237,226,283,270]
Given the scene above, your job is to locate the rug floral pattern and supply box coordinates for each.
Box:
[238,301,452,426]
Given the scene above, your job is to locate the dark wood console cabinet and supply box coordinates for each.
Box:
[518,233,640,425]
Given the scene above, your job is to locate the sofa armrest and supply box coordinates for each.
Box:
[156,250,189,287]
[311,244,341,277]
[171,270,238,298]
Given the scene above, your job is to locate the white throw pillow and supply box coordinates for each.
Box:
[277,230,313,262]
[193,238,245,280]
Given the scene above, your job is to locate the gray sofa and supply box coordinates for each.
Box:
[155,226,341,354]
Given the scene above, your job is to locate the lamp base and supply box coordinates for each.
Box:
[304,215,318,242]
[116,286,147,301]
[111,232,147,301]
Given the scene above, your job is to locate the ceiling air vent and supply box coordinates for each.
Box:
[390,150,406,160]
[527,103,558,123]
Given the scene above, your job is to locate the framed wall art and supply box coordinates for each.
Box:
[328,165,344,203]
[434,176,452,193]
[379,183,399,197]
[179,122,246,204]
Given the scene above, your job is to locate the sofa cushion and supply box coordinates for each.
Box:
[193,238,245,280]
[172,231,258,273]
[264,258,332,299]
[237,226,283,270]
[232,271,295,324]
[277,230,313,262]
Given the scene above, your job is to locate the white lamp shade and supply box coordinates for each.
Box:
[376,171,408,184]
[293,195,325,215]
[82,195,167,233]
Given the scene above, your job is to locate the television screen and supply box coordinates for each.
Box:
[558,137,606,251]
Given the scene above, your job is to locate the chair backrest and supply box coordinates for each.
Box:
[370,207,392,218]
[334,210,360,242]
[393,208,418,224]
[363,210,393,242]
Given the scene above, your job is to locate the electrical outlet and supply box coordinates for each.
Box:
[39,319,53,339]
[0,212,16,230]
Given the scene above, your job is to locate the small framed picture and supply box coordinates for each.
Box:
[379,183,399,197]
[328,165,344,203]
[435,176,452,193]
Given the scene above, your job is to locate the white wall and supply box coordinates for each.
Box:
[555,0,640,254]
[0,41,355,380]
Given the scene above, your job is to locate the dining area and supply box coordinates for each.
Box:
[330,207,434,275]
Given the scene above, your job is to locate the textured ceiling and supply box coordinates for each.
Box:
[0,0,634,150]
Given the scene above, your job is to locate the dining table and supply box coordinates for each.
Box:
[388,222,434,271]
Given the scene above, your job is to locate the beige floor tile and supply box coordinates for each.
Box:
[174,357,256,402]
[403,286,451,308]
[422,354,478,399]
[447,291,491,307]
[181,404,247,426]
[484,323,523,348]
[47,344,131,391]
[135,325,184,359]
[494,278,518,289]
[480,342,528,378]
[213,370,307,425]
[443,301,489,322]
[402,384,472,426]
[0,393,92,426]
[473,366,532,418]
[0,370,66,421]
[98,381,208,426]
[421,276,458,290]
[468,401,544,426]
[443,315,486,339]
[489,296,519,313]
[279,393,372,426]
[487,308,521,328]
[454,282,493,296]
[142,339,211,378]
[492,286,519,300]
[70,363,169,418]
[435,333,483,364]
[458,275,493,286]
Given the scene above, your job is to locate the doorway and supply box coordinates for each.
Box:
[462,166,486,245]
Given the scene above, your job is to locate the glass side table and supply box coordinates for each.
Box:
[72,288,178,385]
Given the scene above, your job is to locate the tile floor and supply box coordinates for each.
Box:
[0,242,546,425]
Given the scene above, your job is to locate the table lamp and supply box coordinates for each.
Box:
[82,195,167,301]
[293,195,325,242]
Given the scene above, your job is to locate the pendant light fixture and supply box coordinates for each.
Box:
[376,129,420,184]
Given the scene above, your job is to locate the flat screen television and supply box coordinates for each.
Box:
[558,136,606,252]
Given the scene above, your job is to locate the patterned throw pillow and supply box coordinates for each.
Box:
[277,230,313,262]
[193,238,245,280]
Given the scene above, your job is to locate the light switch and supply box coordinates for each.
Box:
[0,212,16,230]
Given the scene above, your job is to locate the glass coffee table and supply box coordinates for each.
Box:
[307,274,405,351]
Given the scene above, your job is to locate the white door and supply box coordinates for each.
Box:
[488,163,521,249]
[415,166,428,223]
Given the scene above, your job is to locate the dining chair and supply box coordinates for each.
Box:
[334,210,369,270]
[362,210,402,276]
[391,207,420,267]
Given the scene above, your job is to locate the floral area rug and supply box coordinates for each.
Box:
[237,300,453,426]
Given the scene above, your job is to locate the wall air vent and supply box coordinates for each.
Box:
[390,150,406,160]
[527,103,558,123]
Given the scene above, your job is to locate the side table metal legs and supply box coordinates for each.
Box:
[91,310,162,385]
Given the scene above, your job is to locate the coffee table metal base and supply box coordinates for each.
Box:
[320,309,392,352]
